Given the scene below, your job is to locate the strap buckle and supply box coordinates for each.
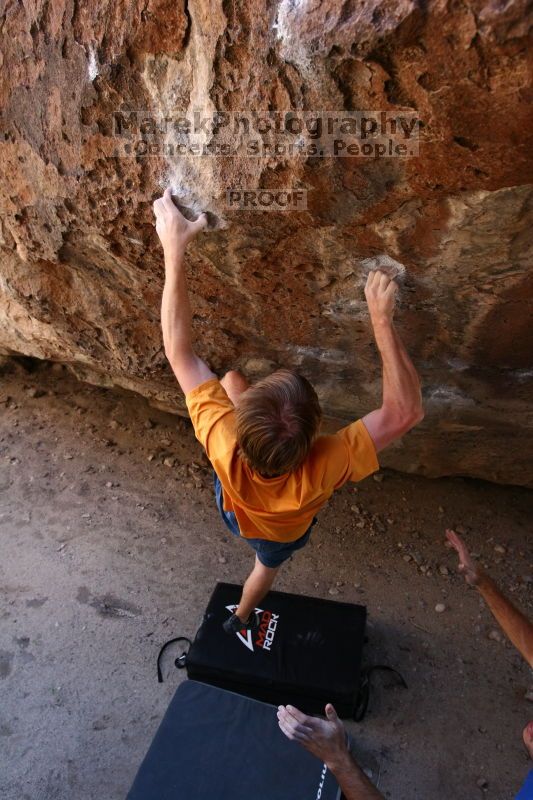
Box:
[157,636,192,682]
[175,653,188,669]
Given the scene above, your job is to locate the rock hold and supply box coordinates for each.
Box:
[360,255,406,282]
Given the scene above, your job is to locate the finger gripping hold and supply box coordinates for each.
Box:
[360,254,406,283]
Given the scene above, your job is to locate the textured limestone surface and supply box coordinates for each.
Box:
[0,0,532,485]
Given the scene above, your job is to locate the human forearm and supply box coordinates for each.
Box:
[161,250,194,362]
[153,190,214,393]
[328,751,384,800]
[477,573,533,667]
[361,272,423,451]
[372,319,423,423]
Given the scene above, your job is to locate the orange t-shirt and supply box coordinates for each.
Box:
[185,378,379,543]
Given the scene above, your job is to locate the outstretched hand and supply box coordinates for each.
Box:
[277,703,348,770]
[446,529,481,585]
[153,188,207,258]
[364,270,398,326]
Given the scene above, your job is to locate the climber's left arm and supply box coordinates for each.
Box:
[154,190,216,394]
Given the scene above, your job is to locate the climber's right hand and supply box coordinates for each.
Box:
[364,270,397,326]
[153,188,207,259]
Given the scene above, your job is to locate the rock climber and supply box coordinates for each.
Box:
[153,188,424,635]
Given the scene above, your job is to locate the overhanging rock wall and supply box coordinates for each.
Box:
[0,0,532,485]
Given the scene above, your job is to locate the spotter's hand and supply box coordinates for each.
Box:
[446,529,481,586]
[277,703,348,770]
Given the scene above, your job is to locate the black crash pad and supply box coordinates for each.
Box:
[127,679,341,800]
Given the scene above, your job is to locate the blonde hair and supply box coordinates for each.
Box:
[235,369,322,477]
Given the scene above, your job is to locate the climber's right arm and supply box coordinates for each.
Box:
[154,190,215,394]
[361,271,424,452]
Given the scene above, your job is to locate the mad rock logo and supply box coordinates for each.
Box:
[316,763,328,799]
[225,605,279,653]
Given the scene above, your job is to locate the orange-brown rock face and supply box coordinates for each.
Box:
[0,1,532,485]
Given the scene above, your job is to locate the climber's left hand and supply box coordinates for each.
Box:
[153,188,207,259]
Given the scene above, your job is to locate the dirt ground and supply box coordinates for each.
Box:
[1,358,531,800]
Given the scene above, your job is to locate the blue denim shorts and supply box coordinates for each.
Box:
[213,472,317,569]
